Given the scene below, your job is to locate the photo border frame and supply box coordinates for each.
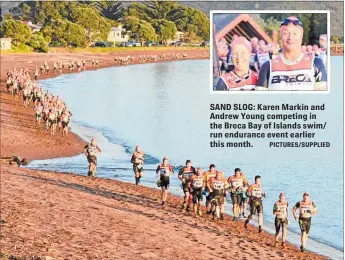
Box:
[210,10,331,94]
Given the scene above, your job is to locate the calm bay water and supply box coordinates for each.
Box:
[28,58,344,258]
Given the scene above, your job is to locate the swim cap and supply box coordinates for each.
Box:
[279,192,285,197]
[231,36,251,54]
[163,156,168,160]
[303,192,309,197]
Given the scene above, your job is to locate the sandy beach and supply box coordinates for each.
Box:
[0,49,326,259]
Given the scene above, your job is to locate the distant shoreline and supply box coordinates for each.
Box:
[0,47,209,160]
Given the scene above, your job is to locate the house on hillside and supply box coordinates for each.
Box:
[107,25,129,43]
[166,31,185,44]
[0,38,12,50]
[215,14,271,44]
[23,21,42,33]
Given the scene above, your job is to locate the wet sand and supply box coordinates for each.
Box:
[0,50,326,259]
[0,166,326,260]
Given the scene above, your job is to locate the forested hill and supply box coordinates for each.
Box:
[1,1,343,37]
[180,1,343,37]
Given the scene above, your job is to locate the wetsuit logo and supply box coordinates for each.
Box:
[271,74,312,84]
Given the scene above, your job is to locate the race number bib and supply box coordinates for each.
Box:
[213,180,224,190]
[277,205,287,218]
[160,168,169,176]
[183,172,193,180]
[137,164,143,170]
[192,179,203,189]
[252,189,262,198]
[300,205,312,215]
[88,147,97,156]
[135,157,143,164]
[232,179,242,188]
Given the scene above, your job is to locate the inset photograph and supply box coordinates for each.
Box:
[211,12,329,92]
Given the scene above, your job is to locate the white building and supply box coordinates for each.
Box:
[107,25,129,43]
[175,31,184,41]
[0,38,12,50]
[166,31,185,44]
[24,21,42,33]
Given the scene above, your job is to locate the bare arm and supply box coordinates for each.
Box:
[293,206,298,220]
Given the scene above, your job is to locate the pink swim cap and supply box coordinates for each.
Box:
[231,36,251,53]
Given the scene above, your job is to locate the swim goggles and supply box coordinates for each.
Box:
[280,18,303,27]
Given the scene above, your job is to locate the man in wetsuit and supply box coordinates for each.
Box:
[244,175,265,233]
[203,164,223,214]
[83,138,102,177]
[214,36,258,91]
[256,16,327,91]
[228,168,248,221]
[293,192,317,252]
[207,171,229,220]
[130,145,145,185]
[273,192,289,248]
[0,156,28,167]
[156,157,174,208]
[189,168,204,216]
[178,160,196,212]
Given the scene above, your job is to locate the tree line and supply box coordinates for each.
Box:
[258,13,328,45]
[0,1,210,52]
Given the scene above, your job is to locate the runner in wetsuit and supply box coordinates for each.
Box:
[84,138,102,177]
[244,175,265,233]
[60,110,71,136]
[178,160,196,212]
[203,164,223,214]
[34,102,43,124]
[228,168,248,221]
[293,192,317,252]
[273,192,289,248]
[156,157,174,207]
[256,17,327,91]
[130,145,145,185]
[207,171,229,220]
[188,168,205,216]
[214,36,258,91]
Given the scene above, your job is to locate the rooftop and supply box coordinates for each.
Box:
[215,14,271,44]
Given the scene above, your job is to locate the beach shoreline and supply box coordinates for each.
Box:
[0,166,327,260]
[0,48,208,160]
[0,50,328,259]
